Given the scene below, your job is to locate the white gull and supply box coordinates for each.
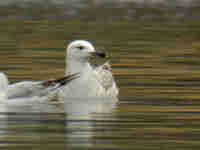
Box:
[58,40,119,102]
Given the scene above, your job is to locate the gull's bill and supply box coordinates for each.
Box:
[90,51,106,58]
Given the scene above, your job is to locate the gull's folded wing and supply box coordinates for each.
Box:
[7,73,80,99]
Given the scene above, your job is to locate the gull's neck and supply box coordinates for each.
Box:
[0,73,8,100]
[66,57,92,74]
[0,86,7,100]
[0,92,7,100]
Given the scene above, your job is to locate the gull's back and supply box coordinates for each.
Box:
[7,81,43,99]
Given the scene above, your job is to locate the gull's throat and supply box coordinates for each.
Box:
[66,57,92,74]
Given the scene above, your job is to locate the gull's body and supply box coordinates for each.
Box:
[58,40,118,101]
[0,72,79,103]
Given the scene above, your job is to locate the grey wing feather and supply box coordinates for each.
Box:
[7,81,47,99]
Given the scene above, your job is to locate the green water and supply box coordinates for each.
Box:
[1,2,200,150]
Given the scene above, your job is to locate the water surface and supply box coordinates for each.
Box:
[1,2,200,149]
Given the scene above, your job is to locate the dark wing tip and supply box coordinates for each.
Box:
[42,73,80,88]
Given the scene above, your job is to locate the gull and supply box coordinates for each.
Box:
[58,40,119,101]
[0,72,80,103]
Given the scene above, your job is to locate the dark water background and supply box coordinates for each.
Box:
[0,0,200,149]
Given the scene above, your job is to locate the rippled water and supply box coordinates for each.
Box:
[1,2,200,149]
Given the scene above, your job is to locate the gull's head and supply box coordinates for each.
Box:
[67,40,105,61]
[0,72,8,99]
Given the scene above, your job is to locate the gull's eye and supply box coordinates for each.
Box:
[77,46,84,50]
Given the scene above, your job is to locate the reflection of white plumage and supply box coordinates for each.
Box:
[0,72,79,102]
[58,40,118,100]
